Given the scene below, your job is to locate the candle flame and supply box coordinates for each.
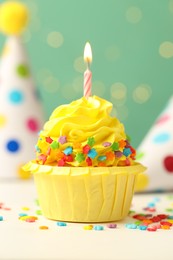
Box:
[84,42,92,63]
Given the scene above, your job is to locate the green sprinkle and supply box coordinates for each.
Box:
[87,137,95,147]
[50,141,59,149]
[36,209,42,215]
[75,153,85,163]
[136,152,145,160]
[111,142,119,151]
[166,208,173,212]
[134,221,141,226]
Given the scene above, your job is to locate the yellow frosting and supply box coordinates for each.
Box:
[35,95,136,166]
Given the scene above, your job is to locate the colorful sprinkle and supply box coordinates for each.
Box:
[88,148,98,159]
[50,141,59,149]
[111,142,119,151]
[107,223,117,228]
[87,137,95,147]
[75,153,85,163]
[102,142,111,147]
[94,225,104,231]
[137,225,148,230]
[98,155,107,161]
[0,216,4,221]
[35,210,42,215]
[58,136,67,144]
[45,137,53,144]
[83,225,93,230]
[39,226,49,230]
[86,157,92,166]
[125,223,137,229]
[57,222,67,226]
[21,207,30,211]
[63,146,73,155]
[83,144,90,154]
[123,148,132,157]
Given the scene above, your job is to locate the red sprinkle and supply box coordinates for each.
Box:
[160,221,172,226]
[86,157,92,166]
[83,145,90,154]
[147,226,157,231]
[58,159,65,166]
[46,137,53,144]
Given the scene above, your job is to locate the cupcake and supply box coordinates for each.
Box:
[24,95,146,222]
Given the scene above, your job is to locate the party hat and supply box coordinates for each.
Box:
[0,1,44,179]
[135,96,173,191]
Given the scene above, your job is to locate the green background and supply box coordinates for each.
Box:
[0,0,173,147]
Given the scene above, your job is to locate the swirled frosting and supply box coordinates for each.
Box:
[35,96,136,167]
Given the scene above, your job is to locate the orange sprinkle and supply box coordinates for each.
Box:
[118,140,126,149]
[142,219,153,224]
[161,225,170,230]
[39,225,49,230]
[106,151,115,161]
[98,162,106,167]
[57,150,64,159]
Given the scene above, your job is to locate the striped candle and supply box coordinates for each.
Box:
[83,42,92,98]
[84,69,92,98]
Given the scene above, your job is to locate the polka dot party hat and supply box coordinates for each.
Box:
[0,1,44,179]
[135,96,173,192]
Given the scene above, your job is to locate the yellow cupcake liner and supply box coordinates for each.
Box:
[24,161,146,223]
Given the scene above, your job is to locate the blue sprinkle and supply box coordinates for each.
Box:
[147,202,155,207]
[94,225,104,231]
[98,155,107,161]
[88,148,98,159]
[57,222,67,227]
[35,145,41,153]
[138,225,147,230]
[63,146,73,155]
[19,213,28,217]
[0,216,3,221]
[125,223,137,229]
[123,148,132,157]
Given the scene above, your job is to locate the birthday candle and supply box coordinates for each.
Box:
[83,42,92,98]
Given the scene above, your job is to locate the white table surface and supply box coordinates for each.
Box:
[0,179,173,260]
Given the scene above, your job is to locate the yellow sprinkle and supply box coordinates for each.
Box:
[83,225,93,230]
[39,226,49,230]
[21,207,30,211]
[19,216,28,221]
[167,220,173,224]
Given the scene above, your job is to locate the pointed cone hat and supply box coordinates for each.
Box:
[135,96,173,191]
[0,1,44,179]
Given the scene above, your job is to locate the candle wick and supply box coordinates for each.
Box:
[87,62,90,70]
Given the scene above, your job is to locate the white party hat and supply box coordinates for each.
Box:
[135,96,173,191]
[0,1,44,179]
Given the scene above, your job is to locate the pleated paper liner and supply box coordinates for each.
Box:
[24,162,146,223]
